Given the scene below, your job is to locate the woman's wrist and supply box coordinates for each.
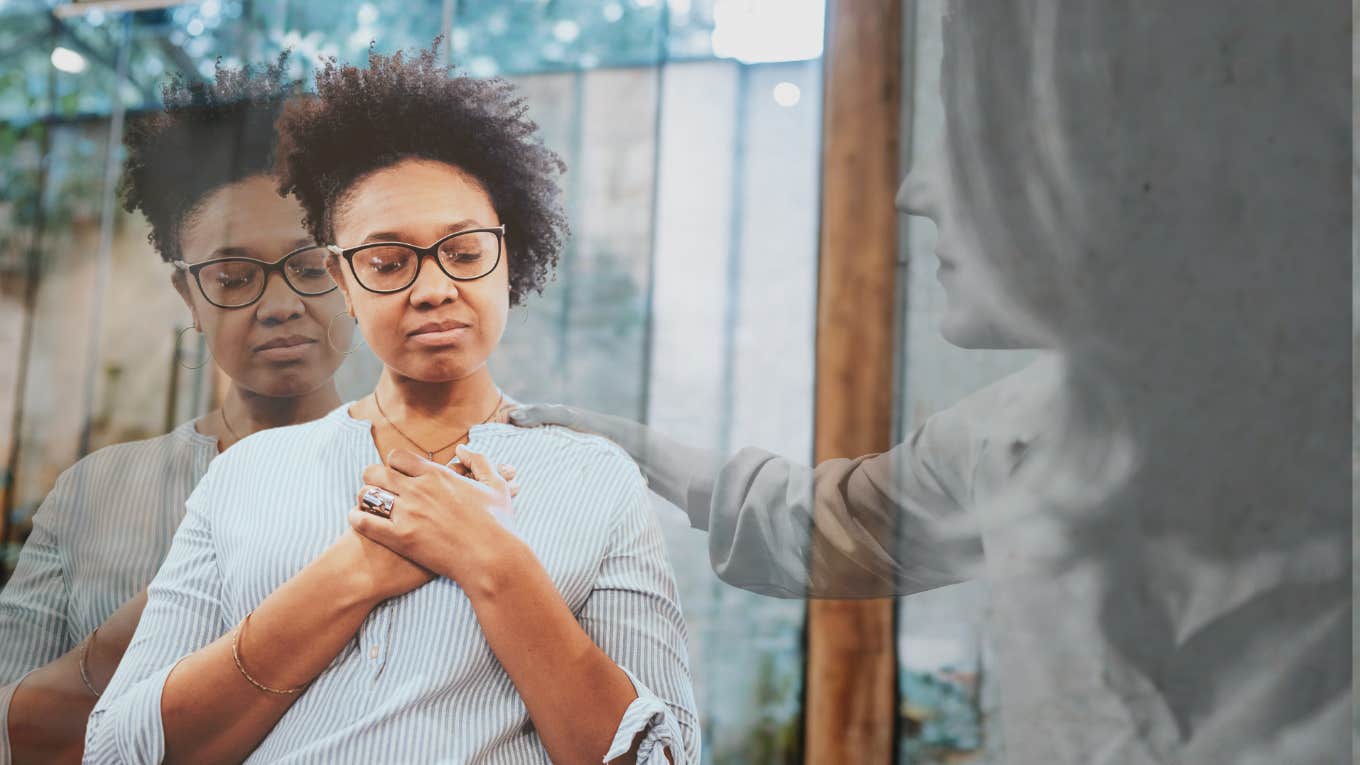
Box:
[322,533,396,610]
[84,627,122,693]
[456,536,536,603]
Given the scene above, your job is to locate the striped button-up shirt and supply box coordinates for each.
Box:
[83,404,699,764]
[0,421,217,765]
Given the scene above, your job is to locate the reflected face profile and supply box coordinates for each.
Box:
[174,174,351,397]
[328,158,509,383]
[896,141,1032,350]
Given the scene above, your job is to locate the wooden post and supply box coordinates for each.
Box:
[805,0,901,763]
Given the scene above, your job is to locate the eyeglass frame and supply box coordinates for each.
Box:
[170,244,339,309]
[325,225,506,295]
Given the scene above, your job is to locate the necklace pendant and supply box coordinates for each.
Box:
[426,451,435,460]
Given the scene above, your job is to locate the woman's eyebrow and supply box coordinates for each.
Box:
[202,240,314,260]
[205,245,252,259]
[359,219,486,245]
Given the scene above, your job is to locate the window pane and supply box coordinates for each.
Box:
[894,2,1036,763]
[1,5,826,764]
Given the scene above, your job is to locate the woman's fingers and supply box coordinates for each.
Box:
[363,462,419,499]
[386,448,435,478]
[362,462,400,490]
[498,465,518,497]
[508,404,578,430]
[454,445,508,491]
[347,509,402,552]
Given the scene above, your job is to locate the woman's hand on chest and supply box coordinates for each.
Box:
[348,444,530,597]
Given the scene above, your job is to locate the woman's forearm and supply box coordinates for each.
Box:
[159,542,381,765]
[464,544,648,765]
[7,650,93,765]
[7,592,147,764]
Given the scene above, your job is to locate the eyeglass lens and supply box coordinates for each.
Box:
[196,247,335,307]
[351,230,499,292]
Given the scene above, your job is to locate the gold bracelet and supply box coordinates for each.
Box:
[231,611,307,695]
[78,627,102,697]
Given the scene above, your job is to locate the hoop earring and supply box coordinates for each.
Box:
[327,311,361,356]
[176,325,210,370]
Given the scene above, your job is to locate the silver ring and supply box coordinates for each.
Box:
[360,487,396,518]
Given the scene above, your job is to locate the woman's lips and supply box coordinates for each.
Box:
[408,326,470,346]
[255,338,317,361]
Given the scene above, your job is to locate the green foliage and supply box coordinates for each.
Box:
[718,652,802,764]
[899,668,985,763]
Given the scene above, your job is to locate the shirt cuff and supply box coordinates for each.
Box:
[602,666,686,764]
[0,674,28,765]
[683,466,717,532]
[682,446,736,533]
[82,662,174,765]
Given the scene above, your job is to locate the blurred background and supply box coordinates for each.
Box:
[0,1,1036,761]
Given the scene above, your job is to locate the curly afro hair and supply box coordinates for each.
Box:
[274,43,568,306]
[120,52,302,262]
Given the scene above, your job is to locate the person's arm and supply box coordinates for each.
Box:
[510,404,983,599]
[84,473,433,765]
[572,469,699,764]
[349,446,695,764]
[0,467,101,765]
[5,590,145,765]
[508,406,723,527]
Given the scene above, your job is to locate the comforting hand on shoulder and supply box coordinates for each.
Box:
[349,445,526,593]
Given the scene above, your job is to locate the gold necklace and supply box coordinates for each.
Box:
[373,389,504,461]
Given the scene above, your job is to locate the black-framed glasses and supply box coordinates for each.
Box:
[327,225,505,294]
[172,245,338,309]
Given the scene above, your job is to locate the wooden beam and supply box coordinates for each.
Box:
[805,0,902,763]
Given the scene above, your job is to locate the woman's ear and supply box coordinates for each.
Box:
[170,269,202,331]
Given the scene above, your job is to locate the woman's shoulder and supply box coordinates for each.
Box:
[212,406,352,468]
[492,422,635,459]
[28,425,211,524]
[63,424,209,485]
[475,423,647,513]
[478,423,640,474]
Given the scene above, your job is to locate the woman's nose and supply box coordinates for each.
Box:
[895,172,937,219]
[254,272,305,325]
[407,255,459,307]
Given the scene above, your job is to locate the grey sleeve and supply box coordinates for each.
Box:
[0,470,82,687]
[690,410,985,599]
[83,467,227,765]
[0,474,77,765]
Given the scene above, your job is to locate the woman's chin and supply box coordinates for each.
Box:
[232,370,334,400]
[940,308,1023,350]
[383,354,484,384]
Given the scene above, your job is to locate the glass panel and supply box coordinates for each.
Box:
[894,1,1036,763]
[666,59,820,764]
[0,9,54,121]
[0,4,827,763]
[454,0,666,74]
[271,0,446,72]
[8,120,113,541]
[124,2,275,104]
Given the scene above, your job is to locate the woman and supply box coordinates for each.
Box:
[938,4,1348,762]
[85,47,698,765]
[0,60,357,763]
[520,2,1349,762]
[512,131,1061,599]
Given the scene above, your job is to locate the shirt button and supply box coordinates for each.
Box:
[369,645,380,659]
